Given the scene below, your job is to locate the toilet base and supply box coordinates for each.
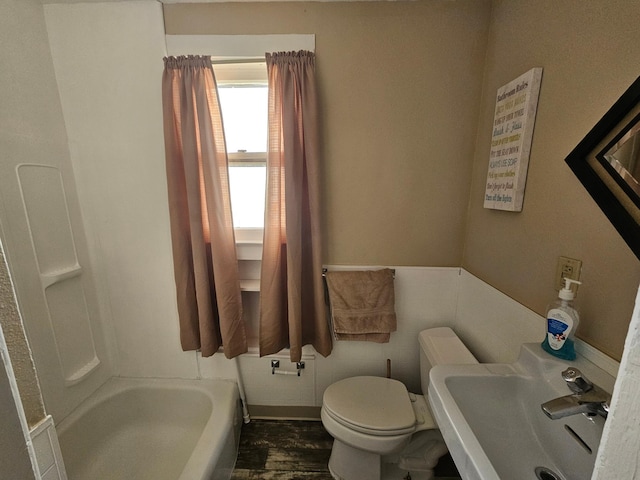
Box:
[327,439,438,480]
[328,439,381,480]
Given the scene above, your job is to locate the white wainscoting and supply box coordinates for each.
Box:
[200,266,461,406]
[199,266,618,409]
[454,269,545,364]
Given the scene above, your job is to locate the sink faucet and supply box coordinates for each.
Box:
[541,368,611,419]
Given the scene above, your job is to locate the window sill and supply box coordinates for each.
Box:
[236,227,263,261]
[237,242,262,261]
[240,279,260,292]
[236,228,262,291]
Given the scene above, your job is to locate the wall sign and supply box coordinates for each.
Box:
[484,67,543,211]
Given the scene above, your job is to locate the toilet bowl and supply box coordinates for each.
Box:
[321,327,477,480]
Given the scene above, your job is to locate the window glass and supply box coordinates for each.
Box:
[217,86,268,153]
[228,165,266,228]
[214,62,268,229]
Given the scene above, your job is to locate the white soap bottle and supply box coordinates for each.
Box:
[541,278,581,360]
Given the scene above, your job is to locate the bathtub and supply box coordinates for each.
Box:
[56,377,242,480]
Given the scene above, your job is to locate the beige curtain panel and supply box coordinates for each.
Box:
[260,51,333,362]
[162,55,247,359]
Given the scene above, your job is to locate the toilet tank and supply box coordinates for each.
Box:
[418,327,477,394]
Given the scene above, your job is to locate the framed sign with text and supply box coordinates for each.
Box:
[484,67,543,211]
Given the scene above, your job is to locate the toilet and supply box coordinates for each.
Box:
[321,327,477,480]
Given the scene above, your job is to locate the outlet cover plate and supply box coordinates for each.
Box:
[556,256,582,291]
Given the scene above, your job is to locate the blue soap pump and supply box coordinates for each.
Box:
[541,278,581,360]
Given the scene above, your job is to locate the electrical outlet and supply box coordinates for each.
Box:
[555,256,582,291]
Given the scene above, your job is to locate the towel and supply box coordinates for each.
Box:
[325,269,397,342]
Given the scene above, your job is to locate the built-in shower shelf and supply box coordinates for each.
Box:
[64,356,100,386]
[18,163,100,389]
[40,265,83,289]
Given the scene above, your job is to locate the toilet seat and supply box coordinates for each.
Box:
[322,376,416,436]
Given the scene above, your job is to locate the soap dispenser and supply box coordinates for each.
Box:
[541,278,581,360]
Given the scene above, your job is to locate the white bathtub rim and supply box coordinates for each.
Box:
[179,379,240,480]
[55,376,236,426]
[55,376,241,480]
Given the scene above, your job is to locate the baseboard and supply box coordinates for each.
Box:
[247,405,321,421]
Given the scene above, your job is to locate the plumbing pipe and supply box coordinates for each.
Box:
[233,357,250,423]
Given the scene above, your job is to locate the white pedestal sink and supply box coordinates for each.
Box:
[428,343,615,480]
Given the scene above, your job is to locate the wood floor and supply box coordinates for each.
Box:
[231,419,333,479]
[230,419,462,480]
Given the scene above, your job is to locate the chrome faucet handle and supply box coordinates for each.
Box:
[561,368,593,394]
[542,368,610,419]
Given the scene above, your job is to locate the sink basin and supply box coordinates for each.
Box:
[428,343,615,480]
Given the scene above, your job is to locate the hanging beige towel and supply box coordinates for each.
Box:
[325,269,397,342]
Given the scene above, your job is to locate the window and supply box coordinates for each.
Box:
[214,61,267,291]
[213,61,268,230]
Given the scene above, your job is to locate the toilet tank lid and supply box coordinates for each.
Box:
[419,327,478,366]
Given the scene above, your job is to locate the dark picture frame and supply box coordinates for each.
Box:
[565,76,640,260]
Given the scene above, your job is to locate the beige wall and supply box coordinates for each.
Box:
[0,0,55,427]
[164,0,492,266]
[463,0,640,360]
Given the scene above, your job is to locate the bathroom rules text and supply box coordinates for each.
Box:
[484,67,543,212]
